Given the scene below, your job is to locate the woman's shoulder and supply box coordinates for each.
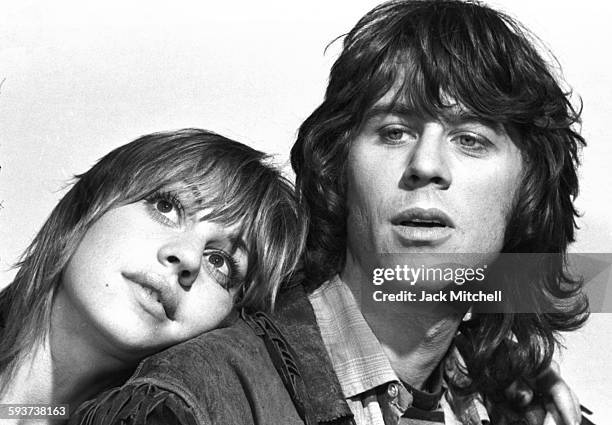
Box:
[126,314,288,398]
[137,315,266,373]
[69,313,312,425]
[68,383,197,425]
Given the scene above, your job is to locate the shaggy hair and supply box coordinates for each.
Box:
[0,128,306,395]
[290,0,588,397]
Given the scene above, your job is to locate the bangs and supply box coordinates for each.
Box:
[154,160,275,247]
[99,132,273,248]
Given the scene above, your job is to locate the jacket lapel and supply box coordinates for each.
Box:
[274,283,354,424]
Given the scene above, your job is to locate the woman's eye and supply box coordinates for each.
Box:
[153,199,180,224]
[145,192,184,227]
[203,251,238,289]
[207,253,229,275]
[156,200,174,214]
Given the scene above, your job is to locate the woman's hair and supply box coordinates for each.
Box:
[290,0,588,397]
[0,128,306,393]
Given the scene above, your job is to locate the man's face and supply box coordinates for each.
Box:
[344,91,523,281]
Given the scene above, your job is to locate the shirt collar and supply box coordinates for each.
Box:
[307,275,399,398]
[307,275,490,424]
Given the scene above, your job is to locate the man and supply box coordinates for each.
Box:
[281,0,588,424]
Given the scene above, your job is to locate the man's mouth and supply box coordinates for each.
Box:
[391,207,454,245]
[392,207,455,228]
[400,218,448,228]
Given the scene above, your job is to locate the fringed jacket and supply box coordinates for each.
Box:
[68,283,344,425]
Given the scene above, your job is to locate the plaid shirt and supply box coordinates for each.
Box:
[308,276,489,425]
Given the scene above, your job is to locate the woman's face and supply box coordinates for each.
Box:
[56,187,248,361]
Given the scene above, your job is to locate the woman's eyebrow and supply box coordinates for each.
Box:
[189,185,204,205]
[209,224,249,256]
[229,235,249,255]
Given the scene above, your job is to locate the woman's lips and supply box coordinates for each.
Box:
[122,271,178,320]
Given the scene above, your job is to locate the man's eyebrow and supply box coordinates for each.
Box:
[441,110,505,134]
[362,103,506,135]
[363,103,419,121]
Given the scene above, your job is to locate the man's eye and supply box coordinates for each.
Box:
[457,135,478,146]
[452,133,490,153]
[380,126,416,144]
[204,251,238,289]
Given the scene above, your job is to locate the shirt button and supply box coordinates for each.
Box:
[387,382,399,398]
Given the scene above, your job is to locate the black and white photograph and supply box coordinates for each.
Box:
[1,1,611,424]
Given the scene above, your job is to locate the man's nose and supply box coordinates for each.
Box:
[158,237,202,287]
[400,123,451,190]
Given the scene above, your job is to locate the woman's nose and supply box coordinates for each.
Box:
[157,239,202,287]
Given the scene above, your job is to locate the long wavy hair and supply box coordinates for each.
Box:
[290,0,588,397]
[0,128,306,395]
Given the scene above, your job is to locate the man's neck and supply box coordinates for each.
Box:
[340,258,464,390]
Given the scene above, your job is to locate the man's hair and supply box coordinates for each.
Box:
[0,129,306,394]
[291,0,587,396]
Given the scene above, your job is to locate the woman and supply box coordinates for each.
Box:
[0,129,307,422]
